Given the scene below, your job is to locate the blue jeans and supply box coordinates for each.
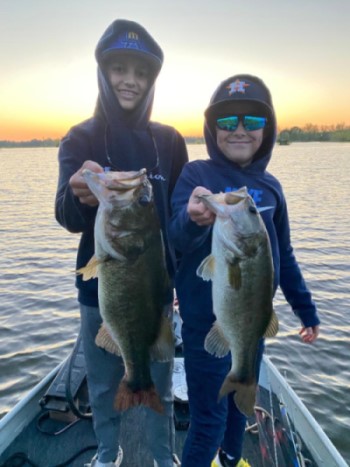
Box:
[80,305,175,467]
[181,324,264,467]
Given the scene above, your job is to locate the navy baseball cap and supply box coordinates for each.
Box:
[101,29,162,72]
[205,75,274,119]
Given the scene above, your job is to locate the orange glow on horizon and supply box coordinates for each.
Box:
[1,110,349,142]
[0,124,66,142]
[0,115,89,142]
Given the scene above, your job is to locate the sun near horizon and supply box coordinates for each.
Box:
[0,75,350,141]
[2,53,350,143]
[1,48,349,143]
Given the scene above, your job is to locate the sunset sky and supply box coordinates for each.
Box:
[1,0,349,140]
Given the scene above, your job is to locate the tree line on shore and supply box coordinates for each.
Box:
[1,124,349,148]
[0,138,61,148]
[277,123,350,144]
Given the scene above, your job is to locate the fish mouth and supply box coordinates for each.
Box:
[82,169,145,191]
[104,169,147,191]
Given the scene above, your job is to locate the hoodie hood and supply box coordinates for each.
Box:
[204,74,277,172]
[93,19,164,172]
[95,19,163,129]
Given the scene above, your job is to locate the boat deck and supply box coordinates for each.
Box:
[0,407,261,467]
[0,384,307,467]
[0,340,319,467]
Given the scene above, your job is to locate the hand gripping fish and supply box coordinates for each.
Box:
[197,187,278,416]
[78,168,174,413]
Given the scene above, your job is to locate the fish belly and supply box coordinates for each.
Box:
[213,251,273,416]
[97,245,167,413]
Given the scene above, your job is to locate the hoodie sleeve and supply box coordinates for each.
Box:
[55,125,98,233]
[169,162,212,253]
[274,190,320,328]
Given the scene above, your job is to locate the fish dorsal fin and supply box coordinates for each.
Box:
[76,255,101,281]
[264,309,279,337]
[204,321,230,357]
[150,315,175,362]
[95,324,121,355]
[196,255,216,281]
[228,261,242,290]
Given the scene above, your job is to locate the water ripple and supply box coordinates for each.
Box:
[1,144,350,463]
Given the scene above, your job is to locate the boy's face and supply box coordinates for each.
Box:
[105,55,151,110]
[215,102,265,167]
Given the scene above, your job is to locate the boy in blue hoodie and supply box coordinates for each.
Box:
[55,19,188,467]
[169,74,320,467]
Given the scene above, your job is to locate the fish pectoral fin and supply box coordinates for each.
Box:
[76,255,100,281]
[228,261,242,290]
[95,324,121,355]
[150,316,175,362]
[196,255,215,281]
[219,377,256,417]
[263,309,279,338]
[204,321,230,357]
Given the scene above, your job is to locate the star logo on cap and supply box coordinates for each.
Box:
[226,79,250,95]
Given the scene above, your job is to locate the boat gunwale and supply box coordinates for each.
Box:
[260,356,348,467]
[0,361,64,454]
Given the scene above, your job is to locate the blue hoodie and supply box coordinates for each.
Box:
[55,19,188,306]
[170,74,320,331]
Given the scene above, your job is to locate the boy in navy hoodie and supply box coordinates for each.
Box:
[55,19,187,467]
[169,74,320,467]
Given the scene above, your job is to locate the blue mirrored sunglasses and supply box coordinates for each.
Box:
[216,115,267,132]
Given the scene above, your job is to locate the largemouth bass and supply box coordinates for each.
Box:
[79,168,174,413]
[197,186,278,416]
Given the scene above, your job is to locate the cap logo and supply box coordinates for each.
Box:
[116,31,142,51]
[127,31,139,40]
[226,79,250,95]
[122,31,143,51]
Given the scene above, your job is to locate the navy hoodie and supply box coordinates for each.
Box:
[170,74,320,331]
[55,19,188,306]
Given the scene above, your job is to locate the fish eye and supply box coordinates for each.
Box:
[249,205,257,214]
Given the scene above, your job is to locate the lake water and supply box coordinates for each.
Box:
[0,143,349,463]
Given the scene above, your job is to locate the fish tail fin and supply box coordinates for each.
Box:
[115,380,164,414]
[219,376,256,416]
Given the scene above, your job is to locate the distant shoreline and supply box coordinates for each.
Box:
[1,129,350,148]
[0,137,204,148]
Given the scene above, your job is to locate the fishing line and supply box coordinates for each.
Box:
[104,124,160,176]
